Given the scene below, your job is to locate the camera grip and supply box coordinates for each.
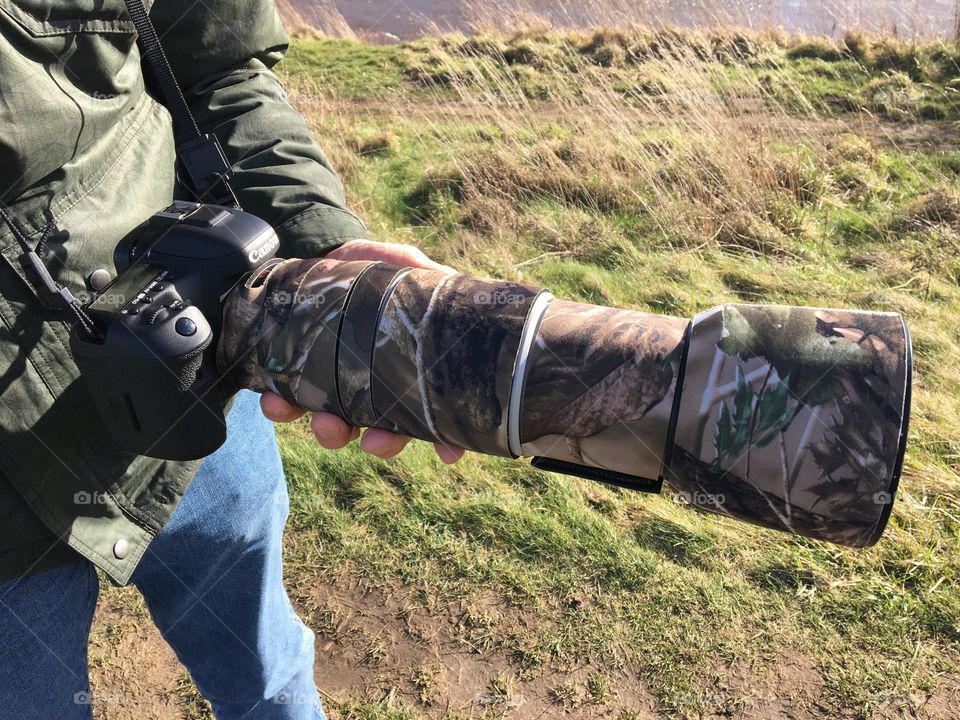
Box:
[72,304,225,461]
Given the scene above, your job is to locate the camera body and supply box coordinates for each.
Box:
[70,202,279,460]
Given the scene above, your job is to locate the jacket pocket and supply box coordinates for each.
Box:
[0,0,143,200]
[0,0,134,36]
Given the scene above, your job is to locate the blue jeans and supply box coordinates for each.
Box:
[0,392,323,719]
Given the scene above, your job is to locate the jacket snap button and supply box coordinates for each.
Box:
[113,539,130,560]
[87,269,112,292]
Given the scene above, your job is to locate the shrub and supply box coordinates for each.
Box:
[457,35,506,59]
[863,72,922,120]
[502,41,541,66]
[716,211,794,258]
[830,161,887,200]
[770,153,825,207]
[347,130,398,157]
[788,37,845,62]
[905,225,960,284]
[870,39,926,81]
[580,31,629,67]
[842,30,874,64]
[825,133,878,165]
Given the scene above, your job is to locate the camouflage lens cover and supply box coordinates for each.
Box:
[371,270,543,456]
[219,259,912,548]
[668,305,911,547]
[218,258,374,415]
[520,301,688,481]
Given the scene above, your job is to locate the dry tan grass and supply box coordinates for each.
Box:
[281,22,958,278]
[390,28,832,261]
[277,0,356,40]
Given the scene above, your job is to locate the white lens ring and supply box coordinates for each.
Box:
[507,291,554,458]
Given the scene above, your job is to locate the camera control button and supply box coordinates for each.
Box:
[143,306,166,326]
[175,318,198,337]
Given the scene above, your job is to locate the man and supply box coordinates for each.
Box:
[0,1,462,717]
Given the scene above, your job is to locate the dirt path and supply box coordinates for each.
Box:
[88,578,661,720]
[87,575,960,720]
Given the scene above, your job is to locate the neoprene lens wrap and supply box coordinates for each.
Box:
[219,258,911,549]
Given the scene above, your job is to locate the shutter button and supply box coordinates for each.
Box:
[113,539,130,560]
[86,269,112,292]
[175,318,198,337]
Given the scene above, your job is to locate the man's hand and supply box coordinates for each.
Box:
[259,240,465,465]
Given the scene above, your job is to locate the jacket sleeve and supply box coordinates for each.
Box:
[148,0,367,258]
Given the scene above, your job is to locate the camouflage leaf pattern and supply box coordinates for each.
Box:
[371,270,542,456]
[218,258,375,415]
[670,305,909,547]
[338,263,411,427]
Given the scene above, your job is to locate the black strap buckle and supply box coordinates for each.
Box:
[202,173,240,208]
[19,251,78,312]
[177,134,237,205]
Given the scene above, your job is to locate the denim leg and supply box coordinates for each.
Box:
[0,560,99,719]
[132,391,323,720]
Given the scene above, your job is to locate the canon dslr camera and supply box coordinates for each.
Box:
[70,202,280,460]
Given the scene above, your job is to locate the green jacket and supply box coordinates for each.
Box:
[0,0,366,584]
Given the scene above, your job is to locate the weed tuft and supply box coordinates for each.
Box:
[412,663,446,706]
[895,189,960,233]
[348,130,399,157]
[549,681,585,708]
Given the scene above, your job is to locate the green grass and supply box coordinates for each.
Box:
[275,28,960,720]
[284,39,407,97]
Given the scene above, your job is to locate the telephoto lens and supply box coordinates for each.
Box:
[219,258,911,548]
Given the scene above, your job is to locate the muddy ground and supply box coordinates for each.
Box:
[88,573,960,720]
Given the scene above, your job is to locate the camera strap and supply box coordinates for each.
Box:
[0,207,99,336]
[123,0,239,208]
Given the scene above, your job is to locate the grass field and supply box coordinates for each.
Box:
[93,27,960,720]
